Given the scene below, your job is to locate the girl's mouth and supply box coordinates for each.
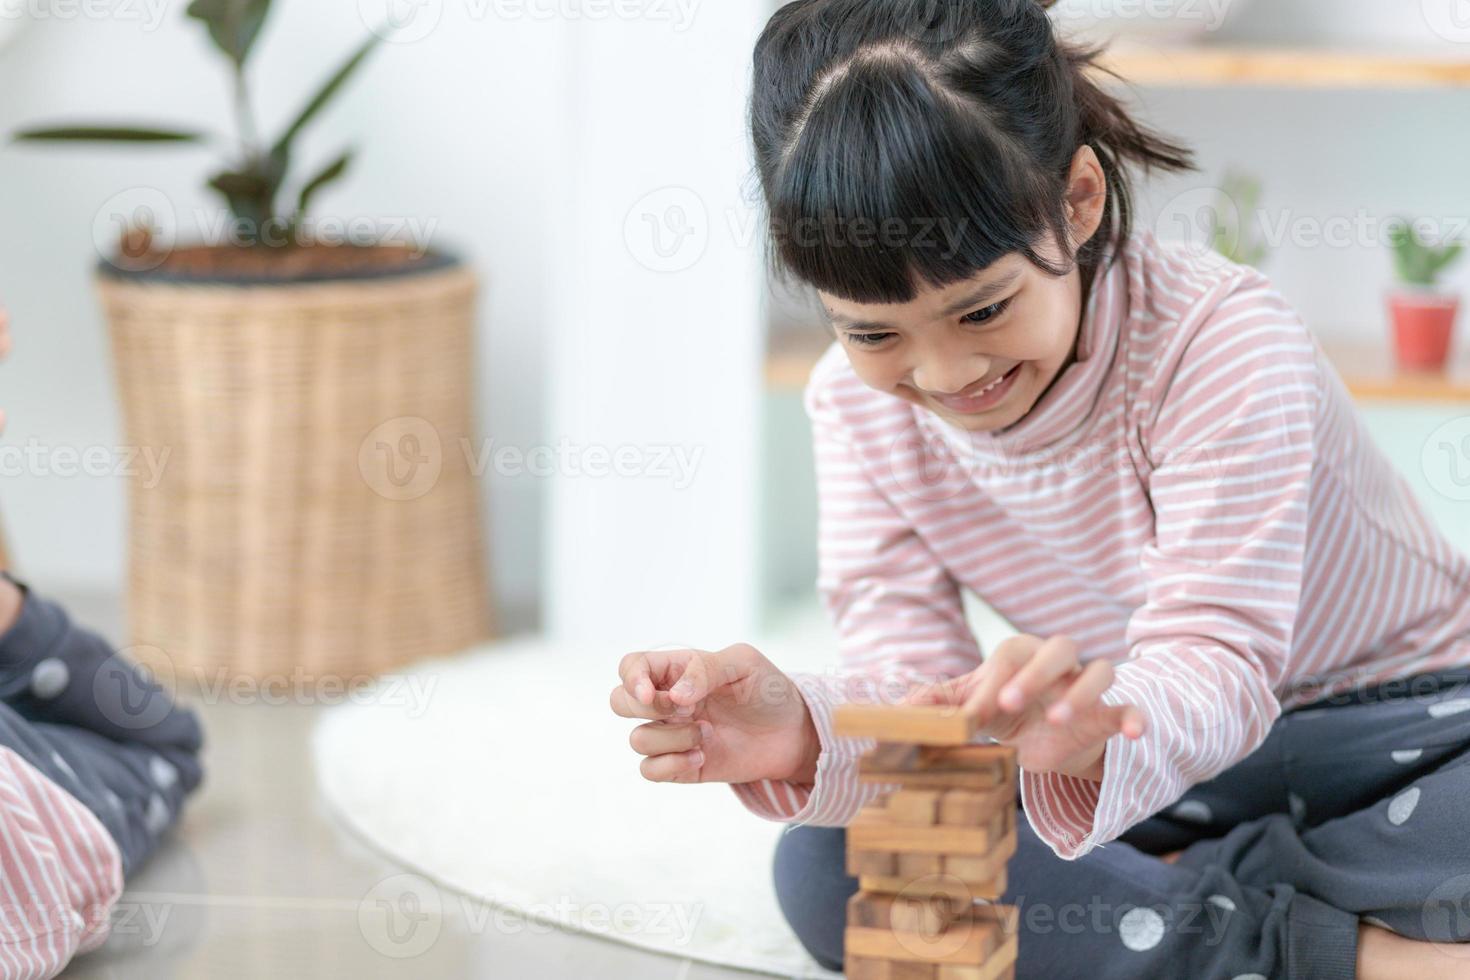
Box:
[930,364,1022,415]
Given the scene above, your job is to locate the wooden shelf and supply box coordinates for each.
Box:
[765,336,1470,404]
[1092,45,1470,89]
[1322,341,1470,403]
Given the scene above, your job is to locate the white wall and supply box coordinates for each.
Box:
[544,2,769,648]
[0,3,572,624]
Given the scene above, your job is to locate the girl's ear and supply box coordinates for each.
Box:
[1063,145,1107,247]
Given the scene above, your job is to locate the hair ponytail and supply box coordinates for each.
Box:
[749,0,1198,305]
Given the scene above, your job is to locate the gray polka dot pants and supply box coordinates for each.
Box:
[773,668,1470,979]
[0,572,204,876]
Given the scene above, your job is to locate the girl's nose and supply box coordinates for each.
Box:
[913,355,991,396]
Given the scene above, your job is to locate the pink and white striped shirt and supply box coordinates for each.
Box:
[731,227,1470,860]
[0,747,121,978]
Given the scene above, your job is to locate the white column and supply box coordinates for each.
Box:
[544,3,770,649]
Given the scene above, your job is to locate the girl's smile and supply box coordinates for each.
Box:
[920,362,1023,415]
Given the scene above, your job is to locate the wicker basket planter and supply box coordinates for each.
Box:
[94,249,494,683]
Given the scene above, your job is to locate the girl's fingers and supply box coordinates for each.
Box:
[1117,704,1147,739]
[1045,657,1114,724]
[639,747,705,783]
[904,672,972,707]
[617,648,692,706]
[1090,703,1147,741]
[996,635,1079,715]
[628,719,706,757]
[617,651,657,705]
[962,636,1040,727]
[608,683,683,721]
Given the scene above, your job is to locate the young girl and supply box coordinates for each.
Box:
[610,1,1470,976]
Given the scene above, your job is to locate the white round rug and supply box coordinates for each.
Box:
[311,613,852,977]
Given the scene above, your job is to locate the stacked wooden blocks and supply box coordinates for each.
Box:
[832,704,1020,980]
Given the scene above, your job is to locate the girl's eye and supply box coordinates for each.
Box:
[963,298,1013,325]
[846,332,895,347]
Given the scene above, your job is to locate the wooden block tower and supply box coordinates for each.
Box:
[832,703,1020,980]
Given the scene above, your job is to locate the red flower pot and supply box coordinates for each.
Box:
[1387,289,1460,372]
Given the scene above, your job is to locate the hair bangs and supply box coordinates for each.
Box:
[764,50,1063,306]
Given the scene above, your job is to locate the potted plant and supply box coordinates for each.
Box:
[1209,169,1270,269]
[1386,218,1464,372]
[7,1,494,683]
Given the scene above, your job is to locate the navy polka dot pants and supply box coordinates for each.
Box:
[0,571,204,876]
[774,668,1470,979]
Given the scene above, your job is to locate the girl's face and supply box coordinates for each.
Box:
[817,148,1105,434]
[819,243,1079,433]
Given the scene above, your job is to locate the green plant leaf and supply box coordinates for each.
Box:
[295,148,353,219]
[11,125,206,143]
[1386,218,1463,287]
[186,0,274,68]
[269,32,382,161]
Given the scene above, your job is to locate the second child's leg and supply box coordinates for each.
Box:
[0,571,204,874]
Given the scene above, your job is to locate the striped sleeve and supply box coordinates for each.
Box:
[0,746,124,978]
[730,350,984,826]
[1022,277,1319,859]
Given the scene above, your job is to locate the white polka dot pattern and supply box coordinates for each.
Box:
[1387,787,1420,826]
[1118,907,1166,951]
[29,658,68,700]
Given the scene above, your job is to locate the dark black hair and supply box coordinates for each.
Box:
[747,0,1198,307]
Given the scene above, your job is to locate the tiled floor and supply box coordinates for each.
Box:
[54,591,774,979]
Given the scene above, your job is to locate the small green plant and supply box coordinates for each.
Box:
[8,0,390,249]
[1387,218,1465,288]
[1209,168,1269,269]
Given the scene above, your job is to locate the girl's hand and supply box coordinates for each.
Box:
[905,635,1146,781]
[611,642,819,787]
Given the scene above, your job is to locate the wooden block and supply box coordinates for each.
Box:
[848,890,974,935]
[888,789,943,824]
[864,742,922,772]
[854,800,893,825]
[918,744,1016,771]
[849,820,1004,856]
[845,955,891,980]
[846,919,998,965]
[938,785,1015,826]
[939,828,1016,884]
[860,873,978,902]
[834,704,979,745]
[861,769,1010,791]
[987,808,1008,845]
[897,852,944,877]
[848,961,940,980]
[850,848,899,877]
[936,933,1018,980]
